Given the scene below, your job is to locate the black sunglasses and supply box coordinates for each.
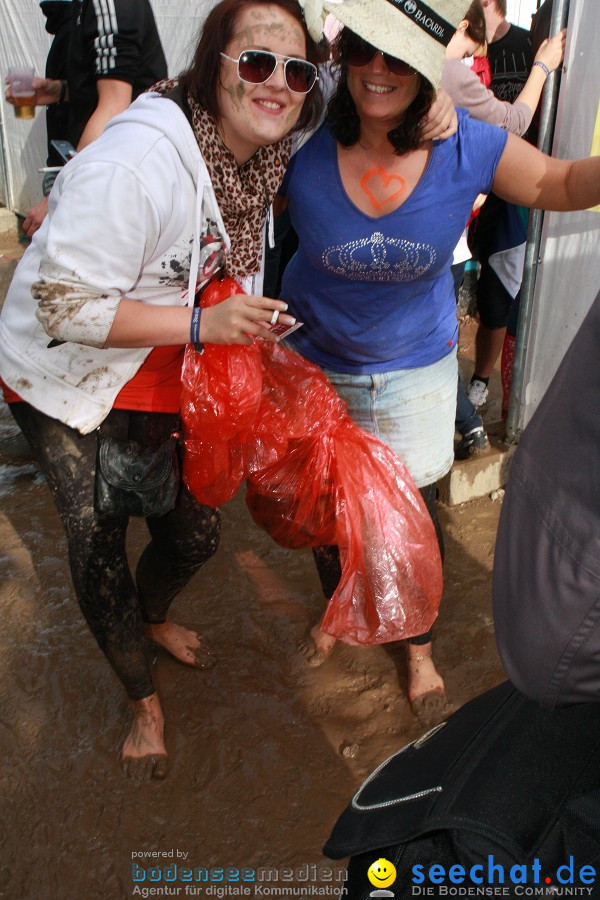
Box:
[220,49,318,94]
[346,35,416,77]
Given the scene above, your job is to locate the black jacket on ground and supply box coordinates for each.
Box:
[324,683,600,899]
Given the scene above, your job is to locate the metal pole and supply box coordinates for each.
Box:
[505,0,570,441]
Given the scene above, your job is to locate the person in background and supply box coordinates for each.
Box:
[499,0,557,416]
[442,0,564,457]
[66,0,167,150]
[40,2,73,191]
[528,0,554,147]
[469,38,491,88]
[466,0,533,411]
[6,0,167,237]
[481,0,532,100]
[10,2,74,240]
[443,0,563,135]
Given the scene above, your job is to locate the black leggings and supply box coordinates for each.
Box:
[312,483,443,646]
[10,403,220,700]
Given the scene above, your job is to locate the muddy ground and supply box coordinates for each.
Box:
[0,230,506,900]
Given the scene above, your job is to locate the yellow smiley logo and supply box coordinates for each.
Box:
[367,858,397,889]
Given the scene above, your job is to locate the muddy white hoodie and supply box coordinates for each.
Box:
[0,92,262,435]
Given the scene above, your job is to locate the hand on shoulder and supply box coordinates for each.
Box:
[421,88,458,142]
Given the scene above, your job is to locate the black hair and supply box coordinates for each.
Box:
[326,27,435,155]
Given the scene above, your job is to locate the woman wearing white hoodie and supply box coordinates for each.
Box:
[0,0,325,780]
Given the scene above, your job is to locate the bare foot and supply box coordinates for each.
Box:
[406,641,447,725]
[299,624,337,668]
[145,621,215,669]
[121,693,168,781]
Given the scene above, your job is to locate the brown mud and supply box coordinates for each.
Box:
[0,231,506,899]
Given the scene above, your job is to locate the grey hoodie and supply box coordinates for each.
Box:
[493,288,600,706]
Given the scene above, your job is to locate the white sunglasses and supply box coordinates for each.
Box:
[220,49,319,94]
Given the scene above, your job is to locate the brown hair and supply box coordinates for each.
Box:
[179,0,325,135]
[493,0,507,17]
[464,0,487,48]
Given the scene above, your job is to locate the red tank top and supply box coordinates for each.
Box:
[2,345,185,412]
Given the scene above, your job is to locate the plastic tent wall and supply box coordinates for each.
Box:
[513,0,600,430]
[0,1,47,209]
[0,0,215,213]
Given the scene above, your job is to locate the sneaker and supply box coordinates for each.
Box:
[455,426,489,460]
[467,378,489,409]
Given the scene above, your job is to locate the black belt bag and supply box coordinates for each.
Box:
[95,410,181,518]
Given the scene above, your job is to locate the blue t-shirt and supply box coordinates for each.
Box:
[280,110,508,372]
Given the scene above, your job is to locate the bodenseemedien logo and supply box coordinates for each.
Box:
[368,858,397,898]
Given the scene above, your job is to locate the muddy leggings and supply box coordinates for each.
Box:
[312,483,443,645]
[10,402,220,701]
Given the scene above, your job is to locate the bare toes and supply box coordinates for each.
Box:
[152,754,169,780]
[122,755,147,781]
[184,630,201,650]
[298,637,334,669]
[190,641,216,670]
[146,624,216,670]
[410,688,447,726]
[122,754,168,781]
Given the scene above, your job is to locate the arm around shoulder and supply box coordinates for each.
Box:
[443,61,533,134]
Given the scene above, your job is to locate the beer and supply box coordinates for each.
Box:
[7,67,37,119]
[12,92,36,119]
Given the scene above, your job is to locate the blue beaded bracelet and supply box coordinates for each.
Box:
[190,307,204,353]
[533,60,550,77]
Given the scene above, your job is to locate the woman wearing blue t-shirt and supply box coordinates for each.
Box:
[281,0,600,719]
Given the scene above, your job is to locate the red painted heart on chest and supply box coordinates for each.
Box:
[360,166,408,211]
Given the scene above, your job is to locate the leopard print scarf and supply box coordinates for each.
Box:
[152,78,292,280]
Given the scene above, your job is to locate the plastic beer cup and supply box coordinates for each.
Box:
[8,67,37,119]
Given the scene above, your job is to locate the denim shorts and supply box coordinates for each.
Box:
[322,348,457,488]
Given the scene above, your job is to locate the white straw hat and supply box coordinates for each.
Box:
[322,0,468,88]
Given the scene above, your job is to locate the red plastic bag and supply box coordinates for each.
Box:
[246,434,338,548]
[182,276,278,505]
[245,416,442,643]
[181,278,346,504]
[181,277,262,442]
[182,278,442,644]
[321,420,442,644]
